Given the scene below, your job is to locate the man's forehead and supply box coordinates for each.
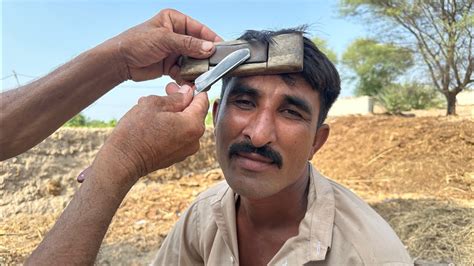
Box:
[227,74,316,96]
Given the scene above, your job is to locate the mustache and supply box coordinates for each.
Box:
[228,140,283,169]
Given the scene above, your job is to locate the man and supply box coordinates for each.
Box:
[153,29,413,265]
[25,26,411,265]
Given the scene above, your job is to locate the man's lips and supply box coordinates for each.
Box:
[232,152,276,172]
[237,152,274,164]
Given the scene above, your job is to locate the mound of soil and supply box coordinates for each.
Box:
[0,128,217,217]
[1,116,472,265]
[314,116,473,203]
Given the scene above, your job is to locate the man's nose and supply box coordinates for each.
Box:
[242,110,277,148]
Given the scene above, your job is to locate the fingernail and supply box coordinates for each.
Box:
[201,41,213,52]
[178,85,191,94]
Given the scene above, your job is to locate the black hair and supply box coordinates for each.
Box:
[221,26,341,126]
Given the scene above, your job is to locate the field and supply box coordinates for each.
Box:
[1,114,473,265]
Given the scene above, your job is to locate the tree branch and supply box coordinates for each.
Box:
[418,43,443,92]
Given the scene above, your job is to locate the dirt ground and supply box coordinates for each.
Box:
[1,114,473,265]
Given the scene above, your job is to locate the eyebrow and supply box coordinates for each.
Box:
[227,83,260,99]
[282,95,313,116]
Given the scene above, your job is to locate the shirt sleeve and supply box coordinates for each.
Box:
[151,202,203,266]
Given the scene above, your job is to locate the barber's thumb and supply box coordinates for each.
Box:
[183,92,209,120]
[159,84,194,112]
[164,32,215,59]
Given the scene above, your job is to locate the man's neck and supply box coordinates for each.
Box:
[235,169,310,266]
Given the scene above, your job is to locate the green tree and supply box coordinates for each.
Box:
[312,37,338,64]
[63,113,117,128]
[64,114,86,127]
[339,0,474,115]
[376,82,443,114]
[342,38,413,96]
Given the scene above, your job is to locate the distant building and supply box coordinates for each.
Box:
[457,90,474,106]
[328,96,374,116]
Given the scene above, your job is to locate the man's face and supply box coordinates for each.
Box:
[212,74,328,199]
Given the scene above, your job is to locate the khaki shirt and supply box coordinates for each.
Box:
[152,164,412,265]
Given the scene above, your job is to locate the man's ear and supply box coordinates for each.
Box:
[212,99,221,128]
[308,124,330,160]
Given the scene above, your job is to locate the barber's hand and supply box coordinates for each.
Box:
[90,83,209,186]
[108,9,222,83]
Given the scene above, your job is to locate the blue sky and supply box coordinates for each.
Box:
[2,0,366,120]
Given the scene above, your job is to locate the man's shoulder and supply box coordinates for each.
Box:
[194,180,230,202]
[323,178,412,264]
[326,178,390,227]
[187,180,230,212]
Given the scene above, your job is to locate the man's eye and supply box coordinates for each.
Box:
[234,99,255,109]
[282,109,303,119]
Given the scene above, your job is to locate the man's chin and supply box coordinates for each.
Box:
[223,172,278,199]
[227,182,272,199]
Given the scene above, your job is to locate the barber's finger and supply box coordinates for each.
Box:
[159,9,223,42]
[163,54,180,77]
[183,92,209,121]
[181,14,223,42]
[168,65,182,83]
[130,63,164,82]
[168,64,195,86]
[158,84,194,112]
[161,31,216,59]
[164,82,194,95]
[165,82,181,95]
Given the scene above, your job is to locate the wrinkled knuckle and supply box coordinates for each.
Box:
[149,95,161,104]
[161,8,176,15]
[189,123,205,139]
[138,96,151,105]
[138,95,161,106]
[182,36,194,50]
[137,96,147,105]
[197,123,206,137]
[157,9,170,19]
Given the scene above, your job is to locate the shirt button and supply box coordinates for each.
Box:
[316,240,322,257]
[230,256,235,264]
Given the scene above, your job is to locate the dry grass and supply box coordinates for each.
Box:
[372,199,473,265]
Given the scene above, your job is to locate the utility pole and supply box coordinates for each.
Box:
[12,70,20,86]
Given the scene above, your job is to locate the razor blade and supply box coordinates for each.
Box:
[181,33,304,81]
[194,48,250,94]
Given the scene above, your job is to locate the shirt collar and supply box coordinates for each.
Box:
[210,183,240,262]
[305,164,336,260]
[211,163,336,264]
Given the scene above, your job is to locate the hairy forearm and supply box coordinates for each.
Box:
[0,40,127,160]
[26,164,133,265]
